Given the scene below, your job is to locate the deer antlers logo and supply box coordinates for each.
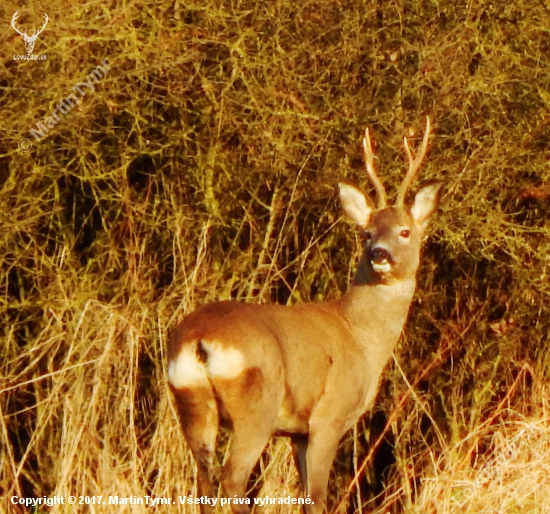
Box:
[12,11,49,55]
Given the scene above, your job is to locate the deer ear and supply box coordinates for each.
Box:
[411,182,443,228]
[338,182,375,228]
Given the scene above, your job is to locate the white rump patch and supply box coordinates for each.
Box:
[168,341,246,388]
[168,344,208,389]
[202,341,245,380]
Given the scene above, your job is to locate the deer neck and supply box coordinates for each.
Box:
[336,275,416,359]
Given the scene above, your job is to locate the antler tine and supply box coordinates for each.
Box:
[396,116,431,207]
[38,14,49,35]
[11,11,26,36]
[363,128,387,208]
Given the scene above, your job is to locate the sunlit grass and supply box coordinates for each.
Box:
[2,0,550,512]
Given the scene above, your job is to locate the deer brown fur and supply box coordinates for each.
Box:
[168,118,441,513]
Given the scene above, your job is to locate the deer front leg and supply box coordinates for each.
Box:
[303,426,343,514]
[291,434,309,494]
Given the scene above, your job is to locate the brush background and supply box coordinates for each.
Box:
[2,0,550,512]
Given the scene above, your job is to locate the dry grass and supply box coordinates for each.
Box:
[2,0,550,512]
[415,414,550,513]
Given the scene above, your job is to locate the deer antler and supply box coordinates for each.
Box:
[11,11,26,37]
[396,116,431,207]
[363,128,387,209]
[34,14,49,37]
[11,12,49,38]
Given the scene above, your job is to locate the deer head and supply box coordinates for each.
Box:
[339,117,441,286]
[12,11,49,55]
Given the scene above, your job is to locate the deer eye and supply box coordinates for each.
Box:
[400,229,411,238]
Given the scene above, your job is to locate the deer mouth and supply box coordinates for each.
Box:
[370,247,393,274]
[372,261,391,274]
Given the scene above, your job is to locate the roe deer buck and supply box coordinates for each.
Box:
[168,117,441,514]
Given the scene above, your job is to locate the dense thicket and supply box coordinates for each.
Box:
[2,0,550,512]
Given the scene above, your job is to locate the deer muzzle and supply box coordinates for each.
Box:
[370,246,393,273]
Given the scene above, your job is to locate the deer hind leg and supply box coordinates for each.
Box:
[213,367,279,514]
[220,422,273,514]
[171,384,220,514]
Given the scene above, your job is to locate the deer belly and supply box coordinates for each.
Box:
[273,394,312,435]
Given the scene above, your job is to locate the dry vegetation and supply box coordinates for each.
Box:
[2,0,550,512]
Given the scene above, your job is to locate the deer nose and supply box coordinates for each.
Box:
[370,247,392,264]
